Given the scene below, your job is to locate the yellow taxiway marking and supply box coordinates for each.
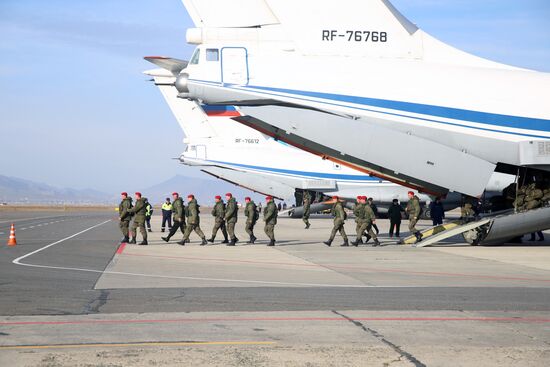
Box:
[0,341,276,350]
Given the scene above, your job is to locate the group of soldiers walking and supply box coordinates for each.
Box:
[322,191,422,246]
[119,192,278,246]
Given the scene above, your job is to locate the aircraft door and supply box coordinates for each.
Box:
[196,145,207,160]
[221,47,249,85]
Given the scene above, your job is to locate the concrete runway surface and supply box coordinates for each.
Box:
[0,209,549,366]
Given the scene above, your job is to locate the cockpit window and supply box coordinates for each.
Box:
[190,48,200,65]
[206,48,219,61]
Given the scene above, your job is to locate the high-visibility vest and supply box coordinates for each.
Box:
[145,204,153,216]
[162,203,172,211]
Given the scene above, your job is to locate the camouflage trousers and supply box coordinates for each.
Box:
[182,223,205,241]
[119,220,130,237]
[408,217,419,233]
[130,219,147,240]
[329,219,348,241]
[245,220,256,236]
[356,220,377,240]
[226,220,237,240]
[302,210,310,226]
[461,203,475,217]
[264,223,276,241]
[211,218,228,240]
[166,220,185,240]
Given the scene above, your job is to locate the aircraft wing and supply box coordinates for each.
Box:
[144,56,188,76]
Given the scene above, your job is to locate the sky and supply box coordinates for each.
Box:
[0,0,548,193]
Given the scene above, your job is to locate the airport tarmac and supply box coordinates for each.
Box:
[0,209,549,366]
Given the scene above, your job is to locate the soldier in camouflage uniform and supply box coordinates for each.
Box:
[302,191,311,229]
[263,196,278,246]
[162,192,186,243]
[224,193,239,246]
[324,196,349,247]
[127,192,148,245]
[522,183,543,211]
[352,196,379,247]
[118,192,133,243]
[405,191,422,243]
[244,197,259,244]
[208,195,229,244]
[180,194,208,246]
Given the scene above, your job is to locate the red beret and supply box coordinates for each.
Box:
[215,195,221,200]
[172,192,179,196]
[121,192,128,196]
[332,195,339,199]
[356,196,362,200]
[245,197,251,201]
[135,192,142,197]
[362,196,367,200]
[265,196,273,200]
[408,191,414,196]
[187,194,194,198]
[225,193,232,197]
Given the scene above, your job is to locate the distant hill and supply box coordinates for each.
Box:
[0,175,113,204]
[141,174,265,206]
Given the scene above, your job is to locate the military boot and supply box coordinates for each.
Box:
[267,240,275,246]
[207,236,215,243]
[246,235,254,244]
[305,223,310,229]
[138,240,148,246]
[415,232,423,243]
[351,238,363,247]
[323,240,332,247]
[177,239,186,246]
[161,236,170,243]
[121,236,129,244]
[340,240,349,247]
[200,238,208,246]
[251,235,257,244]
[128,237,137,244]
[227,239,236,246]
[364,235,371,244]
[221,238,229,244]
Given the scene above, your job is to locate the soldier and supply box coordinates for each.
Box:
[367,197,380,234]
[161,192,185,243]
[244,197,259,244]
[351,196,365,246]
[461,196,476,219]
[161,197,172,232]
[208,195,229,244]
[118,192,133,243]
[302,191,311,229]
[387,199,403,238]
[127,192,148,245]
[224,193,239,246]
[363,196,380,246]
[324,196,349,247]
[144,198,153,232]
[180,194,208,246]
[405,191,422,243]
[522,183,543,211]
[263,196,278,246]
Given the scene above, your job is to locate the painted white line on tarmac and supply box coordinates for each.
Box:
[13,220,112,265]
[10,219,413,288]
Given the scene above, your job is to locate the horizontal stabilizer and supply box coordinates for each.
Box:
[144,56,188,76]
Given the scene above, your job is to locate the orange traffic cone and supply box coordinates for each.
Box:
[7,224,17,246]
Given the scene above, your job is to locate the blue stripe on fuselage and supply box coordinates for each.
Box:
[209,160,382,182]
[245,85,550,133]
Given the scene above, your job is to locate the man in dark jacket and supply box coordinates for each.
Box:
[387,199,403,238]
[162,192,185,243]
[429,197,445,226]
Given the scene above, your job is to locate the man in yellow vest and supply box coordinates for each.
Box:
[161,197,173,232]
